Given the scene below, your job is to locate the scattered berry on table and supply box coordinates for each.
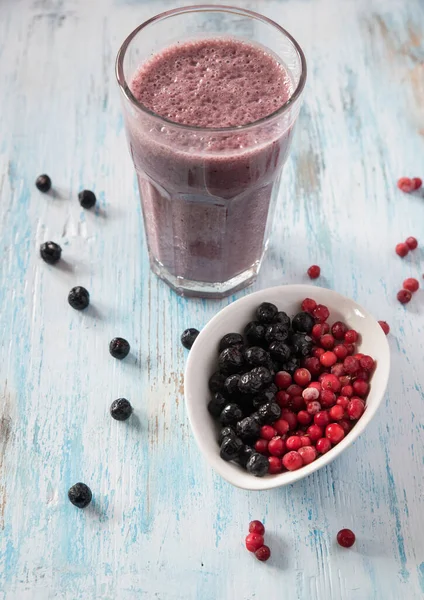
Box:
[40,241,62,264]
[78,189,97,209]
[110,398,133,421]
[35,174,52,192]
[246,452,269,477]
[255,545,271,561]
[337,528,356,548]
[68,286,90,310]
[218,332,244,352]
[307,265,321,279]
[245,532,265,552]
[412,178,422,191]
[378,320,390,335]
[249,520,265,535]
[403,278,419,293]
[256,302,278,324]
[397,289,412,304]
[397,177,414,193]
[181,328,199,349]
[405,236,418,250]
[68,482,92,508]
[395,242,409,258]
[220,435,243,461]
[109,337,130,359]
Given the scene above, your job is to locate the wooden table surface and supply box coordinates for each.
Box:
[1,0,423,598]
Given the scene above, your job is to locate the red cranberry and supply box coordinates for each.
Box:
[313,304,330,323]
[360,355,375,371]
[306,401,321,415]
[314,347,326,359]
[378,320,390,335]
[395,242,409,257]
[287,384,303,397]
[307,424,324,442]
[337,529,356,548]
[260,425,276,441]
[282,451,303,471]
[298,445,317,465]
[330,363,345,378]
[293,368,312,387]
[291,395,306,412]
[320,334,335,350]
[281,409,297,430]
[273,419,289,436]
[338,419,353,434]
[302,387,320,402]
[341,385,353,397]
[412,179,422,191]
[348,397,365,420]
[405,235,418,249]
[320,389,336,408]
[344,356,360,374]
[286,435,302,451]
[268,437,286,457]
[297,410,312,426]
[255,545,271,561]
[303,356,321,376]
[275,371,292,389]
[320,351,337,367]
[397,289,412,304]
[245,532,265,552]
[299,435,311,447]
[316,437,331,454]
[301,298,317,313]
[249,520,265,535]
[312,323,329,338]
[255,439,269,454]
[397,177,414,193]
[352,379,369,398]
[307,265,321,279]
[334,344,348,360]
[321,374,341,393]
[329,405,345,421]
[331,321,348,340]
[276,391,290,408]
[314,410,331,428]
[325,423,345,444]
[309,381,322,391]
[344,330,358,344]
[336,396,350,410]
[268,456,283,474]
[344,343,355,355]
[339,375,351,386]
[403,278,419,293]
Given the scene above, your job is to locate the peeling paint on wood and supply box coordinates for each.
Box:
[0,0,423,598]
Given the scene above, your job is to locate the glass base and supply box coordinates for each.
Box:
[151,258,260,299]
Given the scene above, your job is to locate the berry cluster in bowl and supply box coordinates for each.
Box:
[208,298,375,477]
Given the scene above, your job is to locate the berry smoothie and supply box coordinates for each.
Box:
[124,38,299,295]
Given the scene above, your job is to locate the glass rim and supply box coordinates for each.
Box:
[115,4,307,133]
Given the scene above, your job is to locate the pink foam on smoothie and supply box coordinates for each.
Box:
[131,38,293,128]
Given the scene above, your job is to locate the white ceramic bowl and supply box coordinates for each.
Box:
[184,285,390,491]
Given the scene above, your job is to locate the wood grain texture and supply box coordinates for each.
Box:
[0,0,423,598]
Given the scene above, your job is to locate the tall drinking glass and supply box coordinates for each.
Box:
[116,5,306,298]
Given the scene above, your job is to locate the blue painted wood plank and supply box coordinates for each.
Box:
[0,0,423,598]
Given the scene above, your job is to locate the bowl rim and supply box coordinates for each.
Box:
[184,284,391,491]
